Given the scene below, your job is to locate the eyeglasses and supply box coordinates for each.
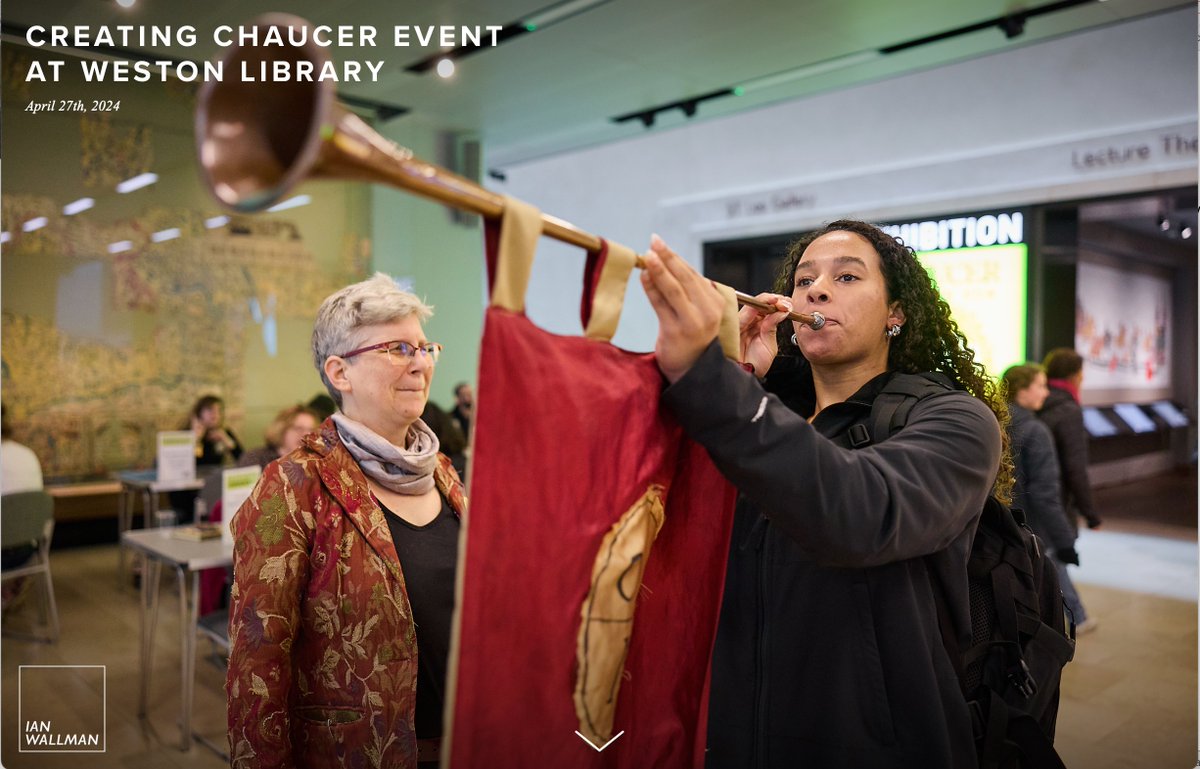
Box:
[340,340,443,365]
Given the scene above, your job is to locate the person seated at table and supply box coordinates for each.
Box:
[187,395,243,466]
[168,395,244,521]
[1,404,43,500]
[237,405,320,470]
[1,404,44,607]
[226,273,466,769]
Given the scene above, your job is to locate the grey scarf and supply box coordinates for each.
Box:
[332,412,440,495]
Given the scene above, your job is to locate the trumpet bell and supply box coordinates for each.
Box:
[195,13,335,212]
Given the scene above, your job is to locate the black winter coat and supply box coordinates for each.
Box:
[662,344,1001,769]
[1008,403,1077,551]
[1036,386,1099,527]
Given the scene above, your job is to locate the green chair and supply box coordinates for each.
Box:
[1,490,60,642]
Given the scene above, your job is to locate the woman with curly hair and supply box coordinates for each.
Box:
[640,220,1007,769]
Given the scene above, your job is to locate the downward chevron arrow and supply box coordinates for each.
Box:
[575,730,625,752]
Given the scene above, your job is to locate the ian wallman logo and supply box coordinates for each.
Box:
[18,665,106,752]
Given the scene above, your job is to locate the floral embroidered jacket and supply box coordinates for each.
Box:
[226,418,467,769]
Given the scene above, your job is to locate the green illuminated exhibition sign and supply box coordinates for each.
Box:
[882,211,1028,379]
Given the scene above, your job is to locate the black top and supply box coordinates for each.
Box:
[1036,386,1100,527]
[661,342,1000,769]
[450,406,471,440]
[197,428,243,466]
[1008,403,1076,551]
[377,494,460,740]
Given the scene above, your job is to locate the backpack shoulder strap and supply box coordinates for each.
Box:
[867,372,956,445]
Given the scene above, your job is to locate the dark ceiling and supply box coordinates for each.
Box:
[1,0,1188,167]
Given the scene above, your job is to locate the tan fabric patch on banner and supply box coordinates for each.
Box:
[583,241,638,342]
[490,197,543,313]
[573,485,666,745]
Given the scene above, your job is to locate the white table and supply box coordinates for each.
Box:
[115,470,205,582]
[121,527,232,754]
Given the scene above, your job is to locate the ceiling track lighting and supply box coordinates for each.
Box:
[612,88,734,129]
[611,0,1096,130]
[999,14,1027,39]
[405,0,613,75]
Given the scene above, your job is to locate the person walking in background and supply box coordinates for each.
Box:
[1038,349,1103,530]
[1004,363,1094,634]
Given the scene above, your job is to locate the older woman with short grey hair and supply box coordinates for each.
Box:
[227,272,468,769]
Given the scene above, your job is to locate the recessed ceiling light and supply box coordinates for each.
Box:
[436,58,455,78]
[22,217,47,232]
[116,0,136,8]
[63,197,95,216]
[116,172,157,193]
[266,194,311,212]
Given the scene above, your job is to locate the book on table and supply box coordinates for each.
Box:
[171,523,223,541]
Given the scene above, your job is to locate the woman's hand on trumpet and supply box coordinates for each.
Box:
[641,235,792,383]
[640,235,726,383]
[739,293,793,377]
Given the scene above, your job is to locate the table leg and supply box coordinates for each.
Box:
[138,556,162,718]
[178,565,199,751]
[117,487,128,583]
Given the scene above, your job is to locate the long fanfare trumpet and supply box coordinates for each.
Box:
[194,13,825,331]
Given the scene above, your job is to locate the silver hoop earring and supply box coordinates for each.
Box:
[886,325,902,339]
[790,334,798,346]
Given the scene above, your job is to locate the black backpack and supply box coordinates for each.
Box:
[854,372,1076,769]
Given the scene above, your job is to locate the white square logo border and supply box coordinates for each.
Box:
[17,665,107,753]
